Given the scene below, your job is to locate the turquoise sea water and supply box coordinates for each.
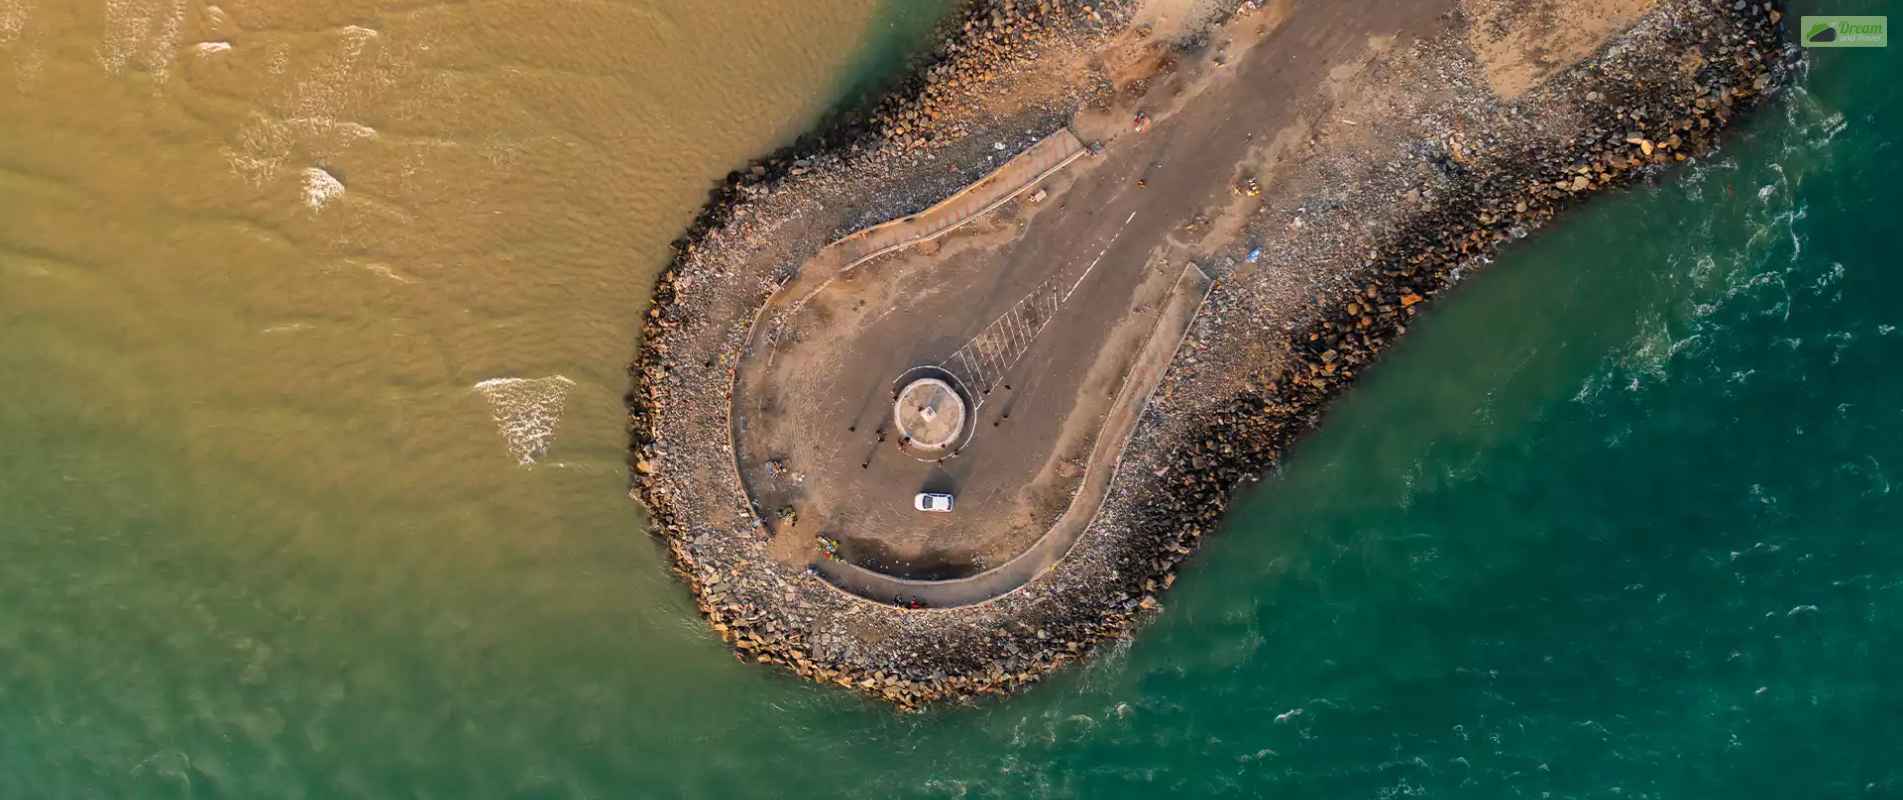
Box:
[5,2,1901,797]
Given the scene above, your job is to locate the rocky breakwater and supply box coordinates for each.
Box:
[629,0,1144,711]
[872,0,1132,150]
[1100,1,1795,616]
[637,0,1132,256]
[627,0,1794,710]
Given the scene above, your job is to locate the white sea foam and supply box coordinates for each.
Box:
[1572,368,1609,405]
[224,111,293,187]
[1620,312,1699,390]
[301,166,344,211]
[222,23,405,194]
[130,749,195,787]
[1810,111,1847,150]
[1810,262,1845,295]
[474,376,577,466]
[287,117,378,142]
[0,0,32,44]
[1236,747,1278,763]
[1603,424,1631,448]
[356,260,412,283]
[1589,131,1828,402]
[2,19,42,84]
[99,0,187,80]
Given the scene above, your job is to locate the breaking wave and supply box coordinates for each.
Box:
[473,375,577,466]
[1574,78,1842,406]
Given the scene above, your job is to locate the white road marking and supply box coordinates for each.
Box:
[978,331,1005,388]
[964,344,990,389]
[1065,255,1103,303]
[955,348,983,387]
[1064,211,1138,303]
[990,315,1013,358]
[940,270,1094,404]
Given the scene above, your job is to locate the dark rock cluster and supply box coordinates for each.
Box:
[871,0,1135,148]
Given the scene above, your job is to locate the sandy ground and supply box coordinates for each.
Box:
[1464,0,1658,97]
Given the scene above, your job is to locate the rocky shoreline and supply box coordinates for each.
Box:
[628,0,1795,709]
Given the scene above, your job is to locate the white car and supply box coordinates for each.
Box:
[913,492,954,513]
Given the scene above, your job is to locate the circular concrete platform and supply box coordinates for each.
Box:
[894,378,966,451]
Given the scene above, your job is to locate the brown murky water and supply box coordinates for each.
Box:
[0,1,945,792]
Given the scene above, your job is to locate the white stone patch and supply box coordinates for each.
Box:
[301,166,344,211]
[474,376,577,466]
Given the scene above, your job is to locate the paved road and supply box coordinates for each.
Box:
[813,264,1212,607]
